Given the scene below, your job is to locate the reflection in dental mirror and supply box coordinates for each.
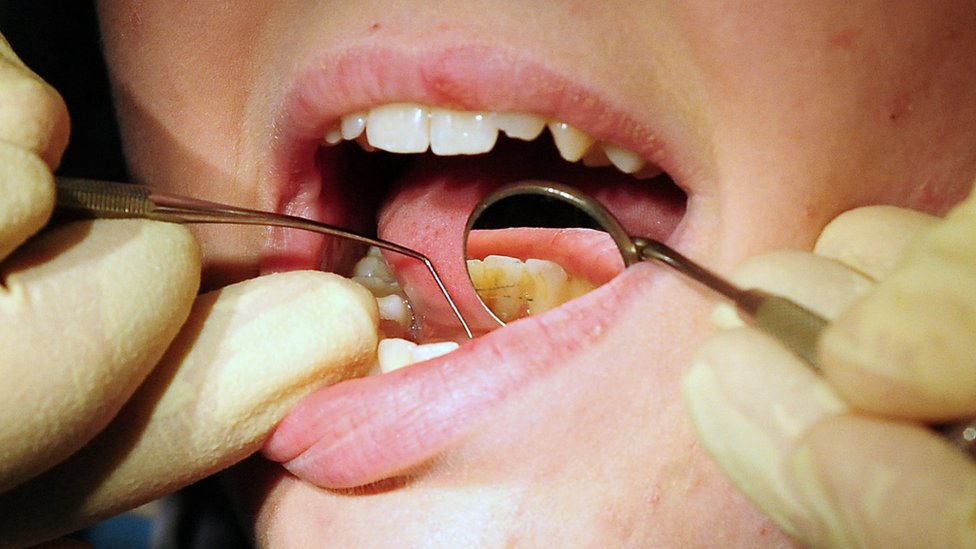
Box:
[464,181,637,325]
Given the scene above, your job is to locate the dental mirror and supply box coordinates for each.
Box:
[464,180,828,364]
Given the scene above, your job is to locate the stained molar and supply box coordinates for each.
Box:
[466,254,597,323]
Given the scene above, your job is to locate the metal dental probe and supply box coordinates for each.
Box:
[53,176,475,339]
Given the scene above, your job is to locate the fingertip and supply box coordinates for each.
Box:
[819,191,976,420]
[0,54,71,168]
[815,205,937,280]
[728,250,873,321]
[0,219,201,493]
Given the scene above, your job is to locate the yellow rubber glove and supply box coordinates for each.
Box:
[0,35,381,549]
[683,185,976,549]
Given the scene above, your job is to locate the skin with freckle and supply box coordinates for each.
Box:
[88,1,976,548]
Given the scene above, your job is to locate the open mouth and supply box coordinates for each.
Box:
[286,103,686,362]
[260,47,690,490]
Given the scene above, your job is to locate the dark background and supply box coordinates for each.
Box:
[0,0,128,180]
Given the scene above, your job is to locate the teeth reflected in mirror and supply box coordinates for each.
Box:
[464,181,638,326]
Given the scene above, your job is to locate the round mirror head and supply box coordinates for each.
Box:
[464,181,639,325]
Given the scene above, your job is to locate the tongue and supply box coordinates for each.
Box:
[376,137,686,341]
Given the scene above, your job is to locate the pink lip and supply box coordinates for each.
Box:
[262,266,657,489]
[259,43,693,489]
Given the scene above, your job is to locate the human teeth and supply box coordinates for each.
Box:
[633,164,665,180]
[341,112,367,141]
[376,338,416,373]
[430,108,498,155]
[376,338,460,374]
[547,121,597,163]
[355,133,376,152]
[366,103,430,153]
[493,112,547,141]
[325,104,657,178]
[412,341,460,362]
[351,247,397,292]
[466,255,597,323]
[466,255,523,322]
[602,142,647,174]
[524,259,574,315]
[351,247,414,338]
[324,125,343,145]
[376,294,412,331]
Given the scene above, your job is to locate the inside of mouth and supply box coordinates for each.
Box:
[317,125,687,364]
[465,227,625,322]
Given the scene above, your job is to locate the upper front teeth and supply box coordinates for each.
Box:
[323,103,656,179]
[547,121,595,163]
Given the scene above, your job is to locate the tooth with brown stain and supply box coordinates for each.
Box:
[466,254,597,323]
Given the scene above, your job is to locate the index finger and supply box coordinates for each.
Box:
[814,205,937,281]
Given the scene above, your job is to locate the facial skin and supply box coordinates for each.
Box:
[94,1,976,547]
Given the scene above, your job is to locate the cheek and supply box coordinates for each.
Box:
[669,1,976,263]
[96,0,273,195]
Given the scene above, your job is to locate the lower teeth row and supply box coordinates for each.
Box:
[351,247,593,374]
[351,247,459,375]
[466,255,596,323]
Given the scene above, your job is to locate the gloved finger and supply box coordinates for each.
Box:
[684,329,976,549]
[686,251,870,539]
[683,328,850,543]
[819,187,976,420]
[711,249,874,331]
[0,142,55,261]
[0,220,200,494]
[814,205,938,281]
[786,415,976,549]
[0,32,70,168]
[0,271,379,548]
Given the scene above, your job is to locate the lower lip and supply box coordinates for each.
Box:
[262,263,657,489]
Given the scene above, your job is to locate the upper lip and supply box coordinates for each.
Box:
[268,42,694,216]
[259,40,696,489]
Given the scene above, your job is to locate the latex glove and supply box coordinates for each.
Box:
[0,35,380,548]
[683,184,976,549]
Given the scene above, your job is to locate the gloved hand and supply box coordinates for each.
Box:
[0,34,380,549]
[683,183,976,549]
